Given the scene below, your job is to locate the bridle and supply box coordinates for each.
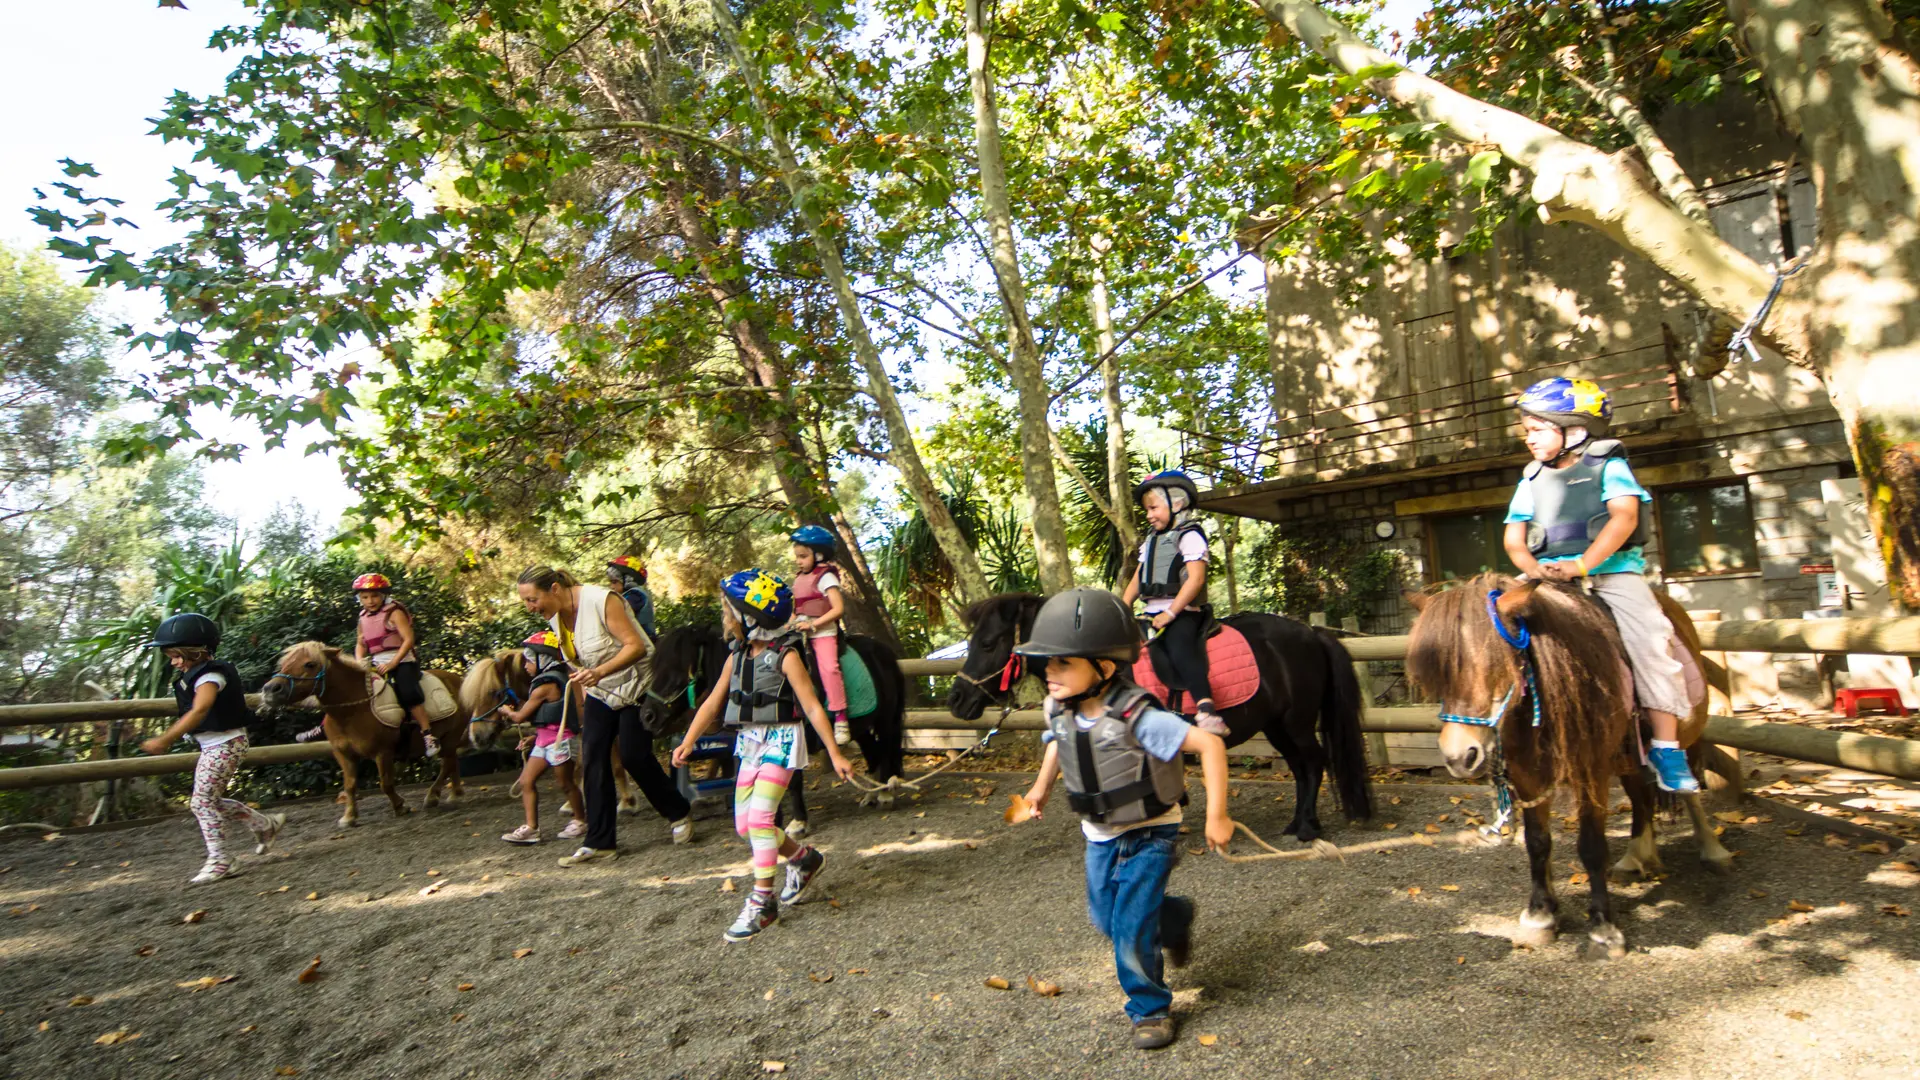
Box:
[264,651,376,710]
[468,686,521,726]
[1435,588,1546,834]
[953,620,1026,695]
[644,640,706,714]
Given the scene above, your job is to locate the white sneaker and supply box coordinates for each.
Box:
[832,716,851,746]
[502,825,540,845]
[670,817,694,845]
[558,819,587,840]
[422,734,440,759]
[557,845,617,867]
[251,812,287,856]
[189,860,237,885]
[724,892,778,942]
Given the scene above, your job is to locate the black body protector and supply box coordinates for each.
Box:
[1046,683,1188,826]
[1521,438,1649,559]
[172,658,255,735]
[725,636,802,728]
[528,669,569,728]
[1139,522,1208,600]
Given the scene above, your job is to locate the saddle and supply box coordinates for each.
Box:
[802,637,879,718]
[370,673,460,729]
[1132,623,1260,714]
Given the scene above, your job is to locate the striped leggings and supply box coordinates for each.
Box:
[734,760,796,887]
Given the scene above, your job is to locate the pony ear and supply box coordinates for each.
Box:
[1403,588,1430,612]
[1496,580,1542,621]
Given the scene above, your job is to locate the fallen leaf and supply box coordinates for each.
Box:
[963,841,978,851]
[1383,823,1398,830]
[276,885,291,893]
[1424,824,1442,834]
[239,1025,257,1034]
[276,1068,300,1077]
[764,989,776,1001]
[1228,787,1240,797]
[513,948,534,959]
[1296,940,1331,954]
[928,992,943,1002]
[1784,827,1804,836]
[1026,976,1062,997]
[810,971,836,984]
[427,869,441,877]
[176,975,238,992]
[1406,886,1423,896]
[828,898,842,909]
[915,812,926,818]
[1786,1010,1810,1021]
[1004,794,1035,825]
[37,1021,48,1032]
[1882,904,1912,917]
[296,956,323,983]
[720,879,737,893]
[43,833,60,842]
[1440,884,1460,892]
[1787,900,1816,913]
[1449,796,1464,805]
[1749,889,1770,900]
[119,861,131,868]
[1435,814,1450,823]
[1713,811,1755,824]
[183,910,207,924]
[136,945,156,957]
[1390,796,1402,805]
[762,1063,787,1074]
[1824,833,1852,848]
[1456,956,1466,964]
[419,882,445,896]
[1569,872,1590,886]
[305,892,320,901]
[94,1030,141,1046]
[1858,841,1893,854]
[1198,1033,1219,1046]
[983,976,1010,990]
[69,995,93,1007]
[846,968,869,975]
[1888,861,1919,872]
[451,1013,466,1023]
[456,983,474,992]
[478,874,490,883]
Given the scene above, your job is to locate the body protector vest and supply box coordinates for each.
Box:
[1045,683,1189,826]
[528,669,569,729]
[1521,439,1650,559]
[792,565,840,620]
[173,659,255,734]
[725,637,801,728]
[358,601,408,657]
[1140,524,1207,599]
[621,586,657,640]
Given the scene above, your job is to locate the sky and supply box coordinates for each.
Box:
[0,0,1430,540]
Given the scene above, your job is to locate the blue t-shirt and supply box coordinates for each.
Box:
[1505,457,1650,574]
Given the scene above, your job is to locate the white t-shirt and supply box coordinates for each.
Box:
[1136,530,1209,615]
[190,671,246,749]
[804,570,842,638]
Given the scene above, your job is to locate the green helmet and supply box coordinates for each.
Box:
[1012,588,1141,664]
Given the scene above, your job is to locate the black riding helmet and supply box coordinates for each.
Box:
[149,612,220,652]
[1013,588,1142,664]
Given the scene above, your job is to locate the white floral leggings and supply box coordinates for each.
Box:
[192,735,267,865]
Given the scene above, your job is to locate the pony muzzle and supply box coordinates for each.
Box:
[1437,722,1495,780]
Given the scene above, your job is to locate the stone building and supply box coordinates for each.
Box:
[1189,99,1891,712]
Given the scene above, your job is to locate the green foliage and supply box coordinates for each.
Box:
[71,537,260,700]
[1247,519,1403,626]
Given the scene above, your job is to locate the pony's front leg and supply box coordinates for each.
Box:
[1578,800,1627,960]
[425,748,459,809]
[1515,801,1558,947]
[1611,772,1663,880]
[1678,790,1735,875]
[332,743,360,828]
[782,768,810,839]
[376,745,411,817]
[608,742,639,814]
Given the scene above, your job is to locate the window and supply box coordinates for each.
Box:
[1658,483,1759,576]
[1429,509,1518,582]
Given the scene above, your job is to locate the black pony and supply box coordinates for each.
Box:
[948,592,1373,842]
[637,624,909,834]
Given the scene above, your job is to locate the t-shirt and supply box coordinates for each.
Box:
[1043,703,1190,841]
[1504,457,1651,575]
[190,670,246,748]
[804,571,842,638]
[1136,530,1209,614]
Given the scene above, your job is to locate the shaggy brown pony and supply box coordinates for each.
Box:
[1407,574,1733,960]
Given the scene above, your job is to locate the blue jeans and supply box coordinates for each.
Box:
[1084,822,1184,1022]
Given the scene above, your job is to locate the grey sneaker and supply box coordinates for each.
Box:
[724,892,778,943]
[779,846,825,905]
[1132,1016,1176,1050]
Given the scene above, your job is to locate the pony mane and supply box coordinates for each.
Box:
[459,648,520,713]
[962,592,1042,629]
[278,640,367,673]
[650,624,723,691]
[1407,574,1632,805]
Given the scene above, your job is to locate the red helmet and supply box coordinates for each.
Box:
[351,572,393,593]
[607,556,647,587]
[522,630,565,664]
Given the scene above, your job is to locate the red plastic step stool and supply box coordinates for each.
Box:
[1834,687,1909,718]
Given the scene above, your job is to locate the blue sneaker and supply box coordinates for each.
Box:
[1648,746,1699,793]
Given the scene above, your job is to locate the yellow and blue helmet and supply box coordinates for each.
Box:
[1517,376,1612,437]
[721,568,793,630]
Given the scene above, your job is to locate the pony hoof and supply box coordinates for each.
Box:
[1609,856,1656,882]
[393,804,412,817]
[424,794,441,809]
[338,816,357,829]
[1514,909,1557,948]
[1584,925,1627,961]
[618,801,640,815]
[785,819,809,841]
[1700,853,1735,877]
[875,792,896,811]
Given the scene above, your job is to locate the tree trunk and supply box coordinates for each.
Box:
[1254,0,1920,605]
[1089,233,1139,585]
[964,0,1076,594]
[705,0,993,606]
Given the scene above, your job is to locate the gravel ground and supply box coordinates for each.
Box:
[2,770,1917,1080]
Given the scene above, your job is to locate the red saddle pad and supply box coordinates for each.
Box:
[1131,624,1259,714]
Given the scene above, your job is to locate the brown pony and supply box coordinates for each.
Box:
[261,642,469,827]
[458,647,641,814]
[1405,575,1734,959]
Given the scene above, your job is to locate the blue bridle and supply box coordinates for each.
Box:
[468,686,521,725]
[1435,587,1546,834]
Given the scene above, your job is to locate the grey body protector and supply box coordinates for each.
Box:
[1139,523,1207,599]
[1045,683,1188,826]
[724,636,801,728]
[1521,439,1649,558]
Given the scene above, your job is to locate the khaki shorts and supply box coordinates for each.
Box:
[1587,572,1693,716]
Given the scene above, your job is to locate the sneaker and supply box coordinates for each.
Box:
[670,817,694,845]
[558,818,587,840]
[293,724,326,743]
[502,825,541,845]
[832,713,851,746]
[189,860,237,886]
[779,846,826,905]
[1648,746,1700,793]
[251,812,287,856]
[724,891,779,943]
[1131,1016,1177,1050]
[1193,709,1230,737]
[422,734,440,759]
[1163,896,1195,969]
[557,845,617,866]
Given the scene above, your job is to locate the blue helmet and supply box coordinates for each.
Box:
[1132,469,1200,509]
[722,568,793,630]
[1517,376,1612,437]
[789,525,836,555]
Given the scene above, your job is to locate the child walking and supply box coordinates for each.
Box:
[1506,377,1699,792]
[606,556,658,640]
[787,525,852,746]
[672,569,855,943]
[1122,471,1229,736]
[500,632,587,845]
[1012,588,1232,1050]
[139,613,286,885]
